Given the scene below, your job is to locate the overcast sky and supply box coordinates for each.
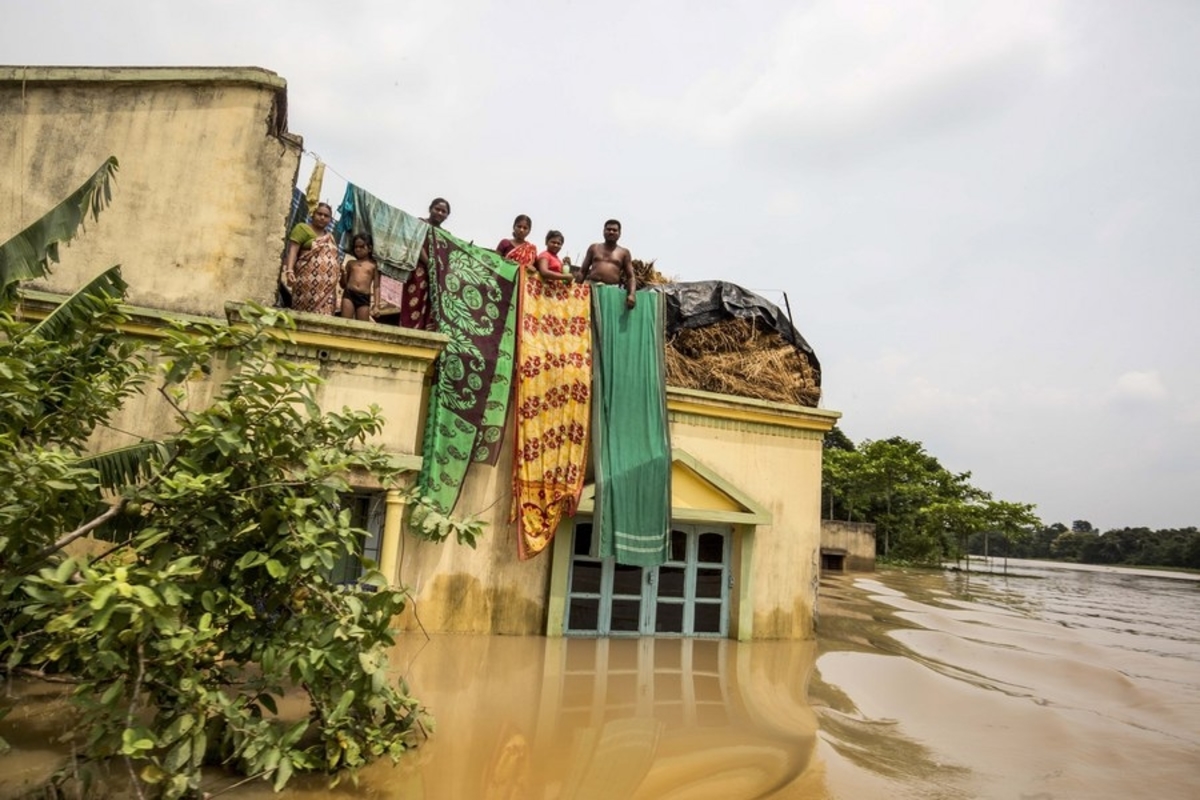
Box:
[5,1,1198,530]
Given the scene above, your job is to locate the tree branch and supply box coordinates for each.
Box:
[24,501,122,568]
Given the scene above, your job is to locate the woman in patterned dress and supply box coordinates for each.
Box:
[281,202,341,315]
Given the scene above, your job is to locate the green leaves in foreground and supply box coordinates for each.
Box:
[0,157,119,292]
[3,302,429,797]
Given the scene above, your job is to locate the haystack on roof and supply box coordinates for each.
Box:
[658,280,822,408]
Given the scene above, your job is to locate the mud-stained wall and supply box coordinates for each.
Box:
[821,520,877,572]
[0,67,300,316]
[393,407,553,636]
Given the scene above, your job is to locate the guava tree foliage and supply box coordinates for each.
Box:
[0,160,429,797]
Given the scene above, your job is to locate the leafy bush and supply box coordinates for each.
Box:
[2,292,429,797]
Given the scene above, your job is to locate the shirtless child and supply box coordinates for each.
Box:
[340,233,380,321]
[579,219,636,309]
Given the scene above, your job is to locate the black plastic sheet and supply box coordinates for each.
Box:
[657,280,820,382]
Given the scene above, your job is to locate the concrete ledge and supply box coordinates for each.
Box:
[0,65,287,90]
[667,386,840,435]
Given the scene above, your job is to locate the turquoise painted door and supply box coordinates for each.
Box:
[565,521,731,637]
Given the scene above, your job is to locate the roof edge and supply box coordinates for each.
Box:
[0,65,287,90]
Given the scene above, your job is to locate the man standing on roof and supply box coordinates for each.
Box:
[579,219,636,309]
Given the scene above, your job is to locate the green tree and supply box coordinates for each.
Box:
[1,161,429,797]
[823,425,856,452]
[820,435,1040,565]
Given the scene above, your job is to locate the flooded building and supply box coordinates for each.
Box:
[820,521,877,572]
[1,65,839,641]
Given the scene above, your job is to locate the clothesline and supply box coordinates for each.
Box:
[302,150,353,187]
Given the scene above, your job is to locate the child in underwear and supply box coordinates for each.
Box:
[535,230,575,284]
[340,233,379,321]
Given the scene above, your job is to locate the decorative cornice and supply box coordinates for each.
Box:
[16,290,222,335]
[666,387,839,438]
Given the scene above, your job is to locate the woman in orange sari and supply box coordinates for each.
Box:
[496,214,537,270]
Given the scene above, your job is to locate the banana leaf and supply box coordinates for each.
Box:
[0,157,119,290]
[28,264,127,342]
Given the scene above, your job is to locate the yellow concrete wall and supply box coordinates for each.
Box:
[16,294,442,487]
[269,311,444,458]
[394,390,838,640]
[0,67,301,316]
[668,420,827,639]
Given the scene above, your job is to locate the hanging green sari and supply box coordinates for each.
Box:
[417,229,518,513]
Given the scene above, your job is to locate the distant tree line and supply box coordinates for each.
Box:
[966,520,1200,570]
[822,429,1197,570]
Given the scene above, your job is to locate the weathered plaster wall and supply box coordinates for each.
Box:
[394,390,838,640]
[820,521,877,572]
[393,408,553,636]
[0,67,300,316]
[15,296,443,482]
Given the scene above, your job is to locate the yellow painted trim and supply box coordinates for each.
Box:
[16,292,446,364]
[734,525,755,641]
[670,449,773,524]
[576,450,773,526]
[668,398,837,433]
[670,508,766,525]
[288,329,442,361]
[380,490,405,587]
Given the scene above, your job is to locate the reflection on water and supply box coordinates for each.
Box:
[5,561,1198,799]
[322,636,827,799]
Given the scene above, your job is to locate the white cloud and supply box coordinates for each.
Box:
[1110,370,1169,404]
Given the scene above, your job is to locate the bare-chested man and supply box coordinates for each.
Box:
[579,219,636,309]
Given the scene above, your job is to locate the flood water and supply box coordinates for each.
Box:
[4,560,1199,798]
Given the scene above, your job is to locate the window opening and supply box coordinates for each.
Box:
[329,492,384,584]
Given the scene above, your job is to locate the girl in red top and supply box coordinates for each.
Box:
[535,230,574,283]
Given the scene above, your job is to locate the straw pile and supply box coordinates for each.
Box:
[665,317,821,407]
[632,259,671,286]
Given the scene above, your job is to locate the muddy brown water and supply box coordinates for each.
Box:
[3,560,1198,799]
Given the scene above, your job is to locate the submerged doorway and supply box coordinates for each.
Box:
[565,520,732,637]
